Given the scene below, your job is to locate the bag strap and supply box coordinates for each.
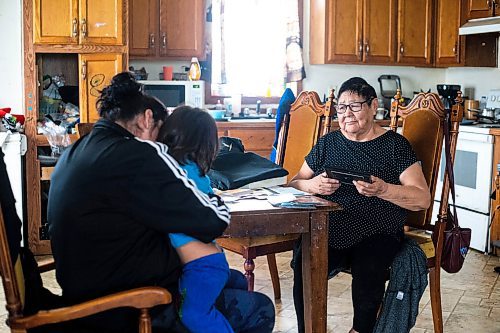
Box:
[443,111,459,228]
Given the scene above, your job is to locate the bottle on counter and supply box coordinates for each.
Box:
[188,57,201,81]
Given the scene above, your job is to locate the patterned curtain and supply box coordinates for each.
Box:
[285,0,306,82]
[211,0,227,86]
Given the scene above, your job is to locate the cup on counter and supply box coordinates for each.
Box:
[232,94,242,115]
[375,108,388,120]
[162,66,173,81]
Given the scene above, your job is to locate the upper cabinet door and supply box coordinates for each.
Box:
[129,0,159,56]
[34,0,79,44]
[467,0,495,18]
[79,53,123,122]
[325,0,363,63]
[397,0,433,66]
[363,0,396,64]
[79,0,123,45]
[435,0,463,66]
[159,0,205,58]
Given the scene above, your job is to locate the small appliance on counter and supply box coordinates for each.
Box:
[140,80,205,109]
[436,84,461,110]
[377,75,410,111]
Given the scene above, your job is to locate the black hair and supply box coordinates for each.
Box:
[337,77,377,106]
[97,72,167,123]
[157,106,219,176]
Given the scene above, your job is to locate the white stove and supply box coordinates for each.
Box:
[433,123,494,252]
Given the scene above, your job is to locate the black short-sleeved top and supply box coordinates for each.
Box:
[305,129,418,249]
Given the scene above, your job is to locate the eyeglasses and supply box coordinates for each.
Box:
[335,98,374,114]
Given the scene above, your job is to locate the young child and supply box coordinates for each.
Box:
[157,105,235,333]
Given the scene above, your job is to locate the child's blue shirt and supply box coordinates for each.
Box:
[169,161,213,248]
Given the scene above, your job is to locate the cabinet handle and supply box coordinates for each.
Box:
[81,18,87,37]
[487,0,491,8]
[162,32,167,49]
[400,43,404,55]
[72,18,78,37]
[453,42,457,55]
[358,41,363,60]
[82,61,87,80]
[150,33,155,49]
[365,43,370,55]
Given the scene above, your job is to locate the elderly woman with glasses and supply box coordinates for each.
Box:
[288,77,430,333]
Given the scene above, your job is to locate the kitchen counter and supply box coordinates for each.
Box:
[460,123,500,135]
[217,118,276,123]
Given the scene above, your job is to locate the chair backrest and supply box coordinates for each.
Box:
[77,122,94,138]
[389,90,463,231]
[276,90,335,180]
[0,203,23,320]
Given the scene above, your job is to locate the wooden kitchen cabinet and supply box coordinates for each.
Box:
[396,0,433,66]
[34,0,78,44]
[310,0,396,65]
[129,0,158,56]
[216,121,275,158]
[25,0,128,254]
[434,0,464,66]
[79,53,124,122]
[129,0,205,59]
[467,0,499,18]
[34,0,123,45]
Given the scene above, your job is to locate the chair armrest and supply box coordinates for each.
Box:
[10,286,172,330]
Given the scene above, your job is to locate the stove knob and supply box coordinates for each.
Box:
[492,95,496,102]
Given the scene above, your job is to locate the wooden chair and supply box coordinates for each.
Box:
[217,90,335,300]
[0,205,172,332]
[388,90,463,333]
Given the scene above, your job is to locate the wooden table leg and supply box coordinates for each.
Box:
[302,211,329,333]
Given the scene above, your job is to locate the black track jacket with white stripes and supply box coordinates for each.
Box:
[48,119,230,304]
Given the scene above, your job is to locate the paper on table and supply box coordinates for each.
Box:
[267,193,296,205]
[264,186,309,196]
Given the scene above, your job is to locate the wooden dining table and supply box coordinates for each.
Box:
[220,196,341,333]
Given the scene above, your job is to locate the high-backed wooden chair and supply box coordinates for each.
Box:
[388,90,463,333]
[0,204,172,332]
[217,90,335,300]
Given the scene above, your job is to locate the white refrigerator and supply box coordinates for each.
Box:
[1,132,27,244]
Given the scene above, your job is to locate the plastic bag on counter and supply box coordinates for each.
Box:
[38,120,71,157]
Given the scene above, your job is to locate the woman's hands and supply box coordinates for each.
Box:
[307,172,340,195]
[353,176,388,197]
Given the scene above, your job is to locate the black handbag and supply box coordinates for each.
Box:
[439,112,472,274]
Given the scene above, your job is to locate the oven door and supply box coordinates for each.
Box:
[434,132,494,214]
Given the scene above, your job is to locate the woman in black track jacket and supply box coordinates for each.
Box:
[47,72,274,333]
